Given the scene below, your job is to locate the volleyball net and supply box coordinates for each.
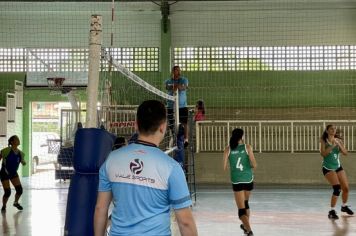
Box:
[98,47,178,154]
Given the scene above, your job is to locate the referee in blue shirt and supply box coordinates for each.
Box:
[94,100,197,236]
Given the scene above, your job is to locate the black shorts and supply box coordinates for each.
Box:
[232,182,254,192]
[0,168,19,181]
[179,107,188,124]
[167,107,188,129]
[322,166,343,176]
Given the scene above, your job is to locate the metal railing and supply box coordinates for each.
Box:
[195,120,356,153]
[60,106,138,144]
[98,105,137,137]
[60,109,86,145]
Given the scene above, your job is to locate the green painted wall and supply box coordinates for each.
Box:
[160,18,171,81]
[0,73,25,174]
[0,73,25,105]
[109,71,164,105]
[22,100,31,177]
[15,109,24,176]
[108,70,356,109]
[184,71,356,109]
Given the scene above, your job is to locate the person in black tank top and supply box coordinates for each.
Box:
[0,135,26,212]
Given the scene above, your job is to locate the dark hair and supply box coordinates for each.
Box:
[321,124,333,143]
[8,135,19,147]
[229,128,244,150]
[137,100,167,135]
[196,100,205,115]
[113,136,126,150]
[171,65,180,72]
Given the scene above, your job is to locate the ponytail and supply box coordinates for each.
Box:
[321,124,333,143]
[229,128,243,150]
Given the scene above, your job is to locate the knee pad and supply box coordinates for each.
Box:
[15,185,23,196]
[238,208,247,218]
[244,200,250,209]
[333,184,341,196]
[3,188,11,198]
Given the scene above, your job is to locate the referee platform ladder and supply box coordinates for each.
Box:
[186,109,197,204]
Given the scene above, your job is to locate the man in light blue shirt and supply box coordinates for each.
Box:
[165,66,189,147]
[94,100,197,236]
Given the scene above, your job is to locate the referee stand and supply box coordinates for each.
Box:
[171,108,197,205]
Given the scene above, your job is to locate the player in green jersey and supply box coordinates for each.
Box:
[223,128,257,236]
[320,124,353,220]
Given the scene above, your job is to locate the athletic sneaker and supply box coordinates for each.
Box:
[341,205,354,215]
[247,231,254,236]
[240,224,248,234]
[13,203,23,210]
[328,209,339,220]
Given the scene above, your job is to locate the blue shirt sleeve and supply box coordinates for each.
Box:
[168,163,192,209]
[181,77,188,87]
[98,161,112,192]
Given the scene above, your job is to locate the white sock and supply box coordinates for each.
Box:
[342,203,347,207]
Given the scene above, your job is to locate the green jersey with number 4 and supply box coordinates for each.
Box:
[228,144,253,184]
[323,141,341,170]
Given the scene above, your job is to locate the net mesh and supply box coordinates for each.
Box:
[0,0,355,189]
[170,2,356,120]
[99,48,177,153]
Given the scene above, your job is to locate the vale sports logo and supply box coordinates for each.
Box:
[130,158,144,175]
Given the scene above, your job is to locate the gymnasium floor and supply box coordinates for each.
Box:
[0,180,355,236]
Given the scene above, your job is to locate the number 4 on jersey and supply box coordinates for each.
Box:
[236,157,244,171]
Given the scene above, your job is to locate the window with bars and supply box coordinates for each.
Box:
[27,48,87,72]
[102,47,159,72]
[0,48,25,72]
[0,47,159,72]
[174,46,356,71]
